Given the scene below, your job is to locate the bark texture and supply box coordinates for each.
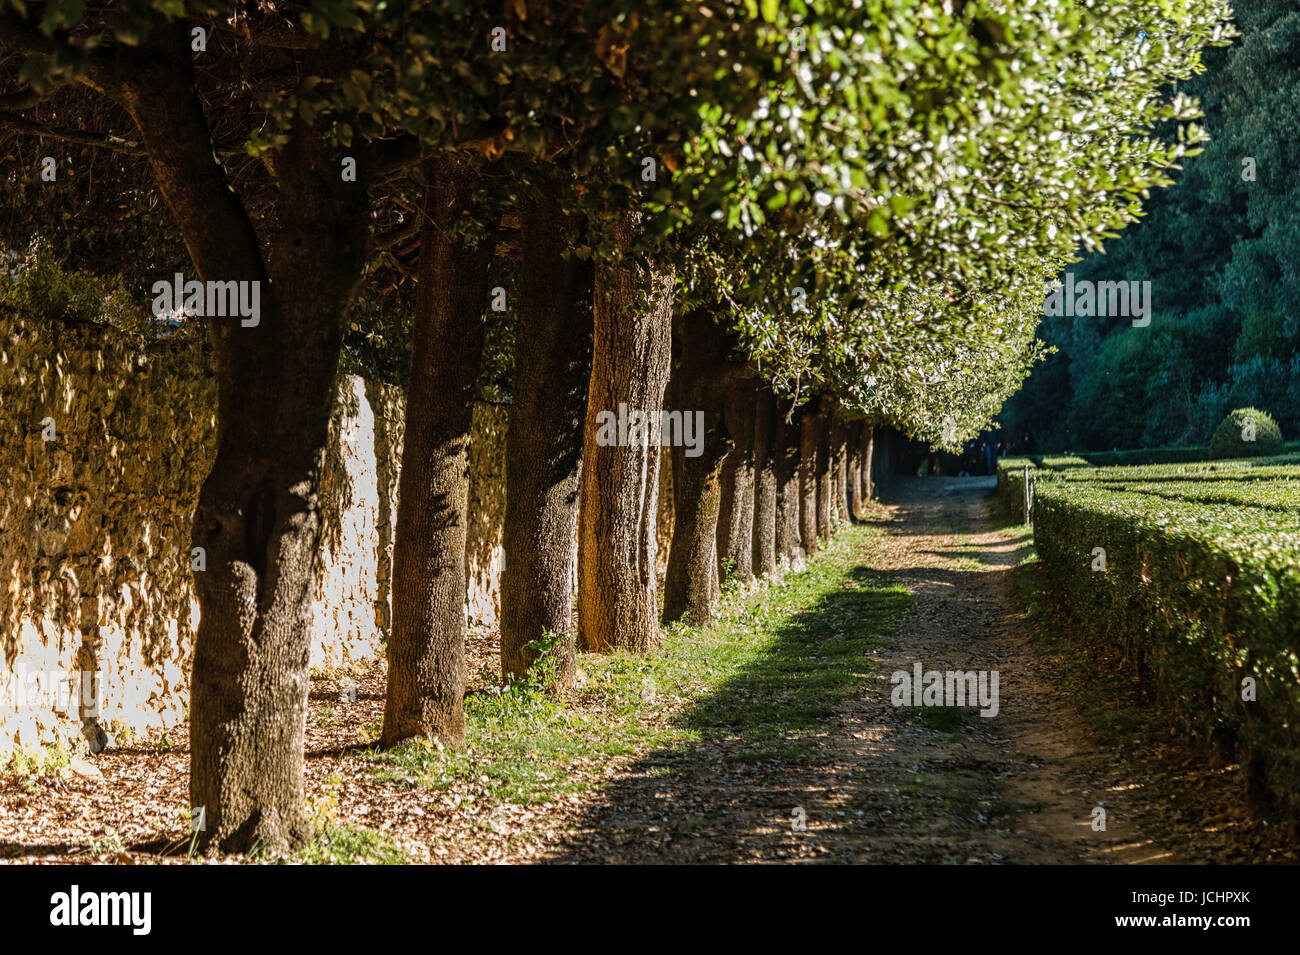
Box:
[716,375,756,586]
[773,400,804,566]
[662,309,734,625]
[383,156,496,749]
[799,408,824,555]
[751,385,778,578]
[709,534,721,603]
[577,220,673,653]
[116,26,370,853]
[500,189,593,685]
[832,413,850,530]
[815,405,834,542]
[860,423,877,504]
[848,420,866,520]
[826,413,842,533]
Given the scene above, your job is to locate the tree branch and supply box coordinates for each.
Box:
[0,85,56,110]
[370,134,424,181]
[0,110,143,154]
[215,12,323,50]
[113,18,267,287]
[376,217,422,250]
[0,10,118,82]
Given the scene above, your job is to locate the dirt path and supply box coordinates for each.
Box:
[535,477,1179,863]
[860,476,1176,864]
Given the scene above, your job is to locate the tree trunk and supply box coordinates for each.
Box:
[716,376,756,586]
[654,447,675,585]
[709,532,721,602]
[798,406,823,556]
[847,420,866,520]
[773,399,803,567]
[662,309,733,625]
[751,384,778,578]
[189,211,366,855]
[815,405,833,542]
[119,28,371,854]
[577,219,673,653]
[833,413,850,530]
[826,413,842,533]
[500,189,593,686]
[382,157,496,748]
[860,423,876,504]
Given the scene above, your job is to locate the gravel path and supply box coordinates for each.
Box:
[534,477,1267,864]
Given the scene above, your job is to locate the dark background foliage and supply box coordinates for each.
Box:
[1001,0,1300,453]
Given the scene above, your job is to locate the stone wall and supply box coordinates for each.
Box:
[311,375,390,672]
[466,403,509,627]
[0,313,214,756]
[0,313,510,758]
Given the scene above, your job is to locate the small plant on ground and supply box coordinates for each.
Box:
[88,827,126,857]
[295,791,406,865]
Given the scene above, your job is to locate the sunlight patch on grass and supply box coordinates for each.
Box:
[362,524,911,808]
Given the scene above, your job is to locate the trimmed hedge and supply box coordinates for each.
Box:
[1079,446,1209,467]
[996,456,1090,522]
[1031,466,1300,825]
[996,450,1300,523]
[996,457,1036,521]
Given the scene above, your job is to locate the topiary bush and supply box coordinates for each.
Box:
[1210,407,1283,459]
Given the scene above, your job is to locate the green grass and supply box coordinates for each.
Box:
[0,742,71,776]
[295,821,407,865]
[362,523,911,810]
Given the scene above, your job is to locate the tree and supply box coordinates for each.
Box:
[661,308,736,625]
[772,400,804,567]
[798,405,823,555]
[846,420,866,520]
[814,404,833,542]
[500,183,593,685]
[577,225,673,652]
[382,156,497,748]
[716,374,757,586]
[751,384,778,578]
[1004,0,1300,450]
[713,0,1233,454]
[0,0,521,851]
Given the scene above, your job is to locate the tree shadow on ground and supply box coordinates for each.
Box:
[539,477,1057,864]
[541,563,914,863]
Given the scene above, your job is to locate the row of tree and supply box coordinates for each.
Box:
[0,0,1231,853]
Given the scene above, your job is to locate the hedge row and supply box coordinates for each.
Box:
[1079,446,1211,467]
[996,458,1035,522]
[996,451,1300,523]
[1030,468,1300,825]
